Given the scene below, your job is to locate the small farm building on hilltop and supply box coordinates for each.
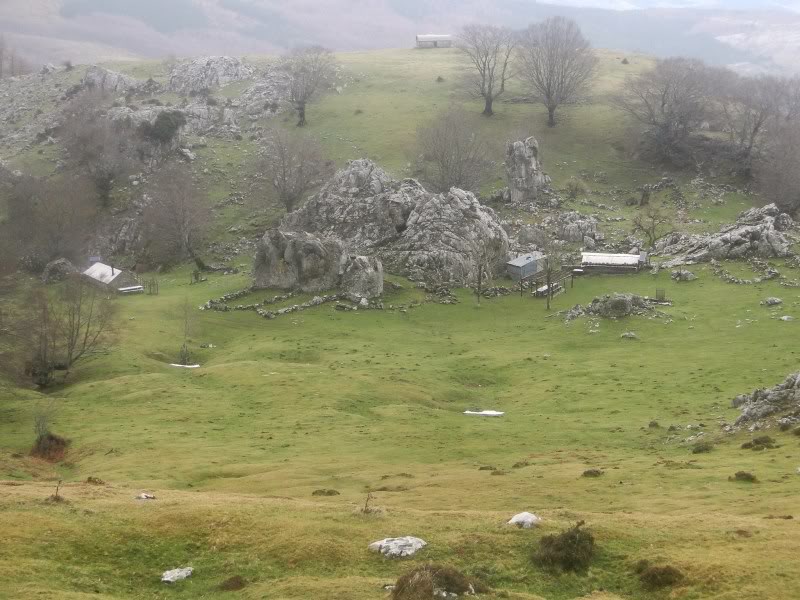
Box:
[416,34,453,48]
[506,252,545,281]
[580,252,647,273]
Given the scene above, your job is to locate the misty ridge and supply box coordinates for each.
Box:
[1,0,800,73]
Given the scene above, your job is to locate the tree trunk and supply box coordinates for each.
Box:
[547,106,557,128]
[546,269,552,311]
[297,102,307,127]
[483,96,494,117]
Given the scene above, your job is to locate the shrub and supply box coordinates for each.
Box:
[31,432,70,461]
[534,521,595,572]
[692,441,714,454]
[86,476,106,485]
[354,108,364,115]
[639,565,684,589]
[392,565,488,600]
[741,435,776,451]
[565,178,586,200]
[794,427,800,437]
[436,76,445,83]
[312,488,340,496]
[219,576,247,591]
[582,468,604,477]
[729,471,758,483]
[139,110,187,145]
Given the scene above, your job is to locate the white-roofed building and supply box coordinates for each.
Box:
[82,262,142,293]
[580,252,647,273]
[416,34,453,48]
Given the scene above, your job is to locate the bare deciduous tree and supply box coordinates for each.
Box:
[755,121,800,215]
[258,127,334,212]
[6,175,97,266]
[632,206,673,249]
[60,89,136,205]
[615,58,708,162]
[517,17,598,127]
[417,107,491,193]
[140,164,210,268]
[538,234,565,312]
[283,46,336,126]
[458,24,516,116]
[710,69,781,166]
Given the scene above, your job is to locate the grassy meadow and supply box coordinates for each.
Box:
[1,48,799,599]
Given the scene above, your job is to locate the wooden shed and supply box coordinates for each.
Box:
[416,34,453,49]
[506,252,545,281]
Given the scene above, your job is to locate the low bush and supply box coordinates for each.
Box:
[139,110,187,145]
[534,521,595,572]
[729,471,758,483]
[582,468,604,477]
[392,564,488,600]
[741,435,776,451]
[639,564,685,589]
[692,441,714,454]
[31,432,70,461]
[311,489,340,496]
[219,576,247,591]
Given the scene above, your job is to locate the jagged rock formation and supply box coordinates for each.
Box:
[733,372,800,427]
[253,229,383,298]
[563,293,663,321]
[254,230,345,293]
[339,255,383,299]
[505,137,549,202]
[41,258,78,283]
[168,57,254,94]
[545,211,599,243]
[656,204,795,268]
[282,160,509,284]
[82,66,141,94]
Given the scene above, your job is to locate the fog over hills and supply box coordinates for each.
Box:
[2,0,799,72]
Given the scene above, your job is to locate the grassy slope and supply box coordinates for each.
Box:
[1,49,799,599]
[2,263,800,599]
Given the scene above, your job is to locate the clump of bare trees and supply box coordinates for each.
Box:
[417,107,491,193]
[517,17,598,127]
[458,25,516,116]
[0,35,33,79]
[283,46,337,126]
[632,206,674,249]
[139,164,211,269]
[755,122,800,215]
[60,90,137,205]
[2,276,117,387]
[257,127,334,212]
[4,175,97,269]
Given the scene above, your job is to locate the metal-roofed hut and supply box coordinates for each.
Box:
[416,34,453,48]
[506,252,545,281]
[580,252,647,273]
[82,262,142,293]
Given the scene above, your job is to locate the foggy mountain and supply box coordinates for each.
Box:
[2,0,799,72]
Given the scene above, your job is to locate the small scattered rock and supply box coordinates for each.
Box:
[368,536,427,558]
[761,297,783,306]
[161,567,193,584]
[620,331,638,340]
[508,512,542,528]
[582,468,604,478]
[135,493,156,500]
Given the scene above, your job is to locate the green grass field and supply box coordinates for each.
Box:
[1,48,798,599]
[2,262,799,599]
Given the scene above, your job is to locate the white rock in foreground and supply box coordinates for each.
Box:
[464,410,505,417]
[508,512,542,529]
[161,567,193,583]
[169,364,200,369]
[368,536,427,558]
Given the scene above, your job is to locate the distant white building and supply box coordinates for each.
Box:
[416,34,453,49]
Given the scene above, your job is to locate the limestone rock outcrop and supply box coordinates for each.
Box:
[253,230,345,293]
[168,57,254,94]
[41,258,78,283]
[83,66,141,93]
[505,137,549,203]
[657,204,795,268]
[733,372,800,426]
[282,159,510,284]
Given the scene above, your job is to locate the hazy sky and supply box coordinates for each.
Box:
[2,0,799,72]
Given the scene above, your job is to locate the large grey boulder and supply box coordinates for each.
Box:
[161,567,193,584]
[586,293,650,318]
[283,159,509,284]
[168,57,254,94]
[254,230,345,293]
[83,65,141,93]
[544,211,598,243]
[340,255,383,299]
[368,536,427,558]
[41,258,77,283]
[733,372,800,426]
[505,137,549,203]
[657,204,795,267]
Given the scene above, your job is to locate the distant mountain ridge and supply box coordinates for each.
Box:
[1,0,798,73]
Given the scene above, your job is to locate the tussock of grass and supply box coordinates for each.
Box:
[534,521,595,572]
